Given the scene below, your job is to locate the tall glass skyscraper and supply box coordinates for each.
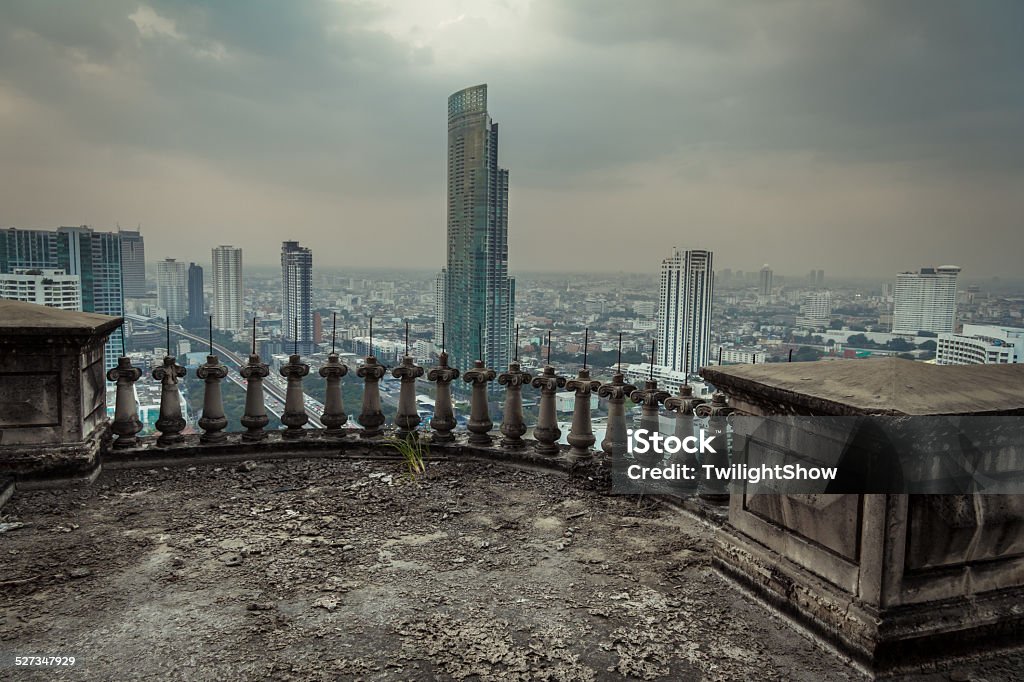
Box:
[157,259,187,323]
[281,241,313,355]
[0,226,124,371]
[119,229,147,297]
[186,262,205,327]
[443,84,515,372]
[657,248,714,375]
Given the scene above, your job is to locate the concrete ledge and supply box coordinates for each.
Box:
[713,520,1024,674]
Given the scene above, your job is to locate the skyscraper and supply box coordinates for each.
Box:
[758,265,774,300]
[157,258,187,323]
[444,84,514,372]
[892,266,960,335]
[211,245,243,331]
[434,268,447,347]
[657,249,714,375]
[186,262,205,327]
[120,229,146,297]
[798,291,832,329]
[0,226,124,370]
[281,240,313,355]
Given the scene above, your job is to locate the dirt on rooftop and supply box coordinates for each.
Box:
[0,457,1019,681]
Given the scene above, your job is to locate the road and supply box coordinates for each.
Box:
[127,315,323,428]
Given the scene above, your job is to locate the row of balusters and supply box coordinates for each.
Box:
[106,349,734,468]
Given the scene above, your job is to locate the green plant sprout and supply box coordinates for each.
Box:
[386,435,428,481]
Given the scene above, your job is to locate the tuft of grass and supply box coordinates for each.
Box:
[387,435,429,481]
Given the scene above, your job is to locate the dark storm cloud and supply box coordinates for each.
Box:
[0,1,1021,276]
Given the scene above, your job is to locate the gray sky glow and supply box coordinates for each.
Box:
[1,1,1022,277]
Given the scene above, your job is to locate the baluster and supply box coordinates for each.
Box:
[356,355,387,437]
[664,384,706,491]
[319,352,349,437]
[463,360,496,446]
[694,392,735,503]
[279,353,310,439]
[196,353,229,443]
[152,354,187,447]
[565,368,601,461]
[393,354,424,439]
[426,351,459,443]
[598,371,637,461]
[531,365,566,455]
[239,353,270,441]
[629,380,670,465]
[106,356,143,449]
[498,361,531,450]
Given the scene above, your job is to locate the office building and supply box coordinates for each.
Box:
[758,265,773,301]
[157,259,187,323]
[936,324,1022,365]
[0,226,124,370]
[656,248,714,375]
[186,262,205,327]
[0,269,81,310]
[211,245,243,331]
[892,266,960,335]
[120,229,147,297]
[443,84,515,372]
[281,240,313,355]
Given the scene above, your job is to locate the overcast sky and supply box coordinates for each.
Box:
[1,1,1021,277]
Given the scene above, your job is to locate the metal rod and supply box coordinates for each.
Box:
[617,332,622,373]
[209,316,213,355]
[514,325,519,361]
[252,317,257,355]
[718,346,723,365]
[478,323,482,362]
[332,312,337,354]
[442,322,445,353]
[405,320,409,356]
[582,328,589,369]
[649,339,655,381]
[294,318,297,356]
[369,316,373,357]
[685,342,690,386]
[547,330,552,365]
[121,327,126,357]
[166,317,170,356]
[788,348,793,363]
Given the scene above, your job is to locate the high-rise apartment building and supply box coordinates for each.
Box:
[186,262,205,326]
[0,269,81,310]
[936,324,1022,365]
[120,229,147,297]
[0,226,124,370]
[281,241,313,355]
[892,266,960,335]
[157,258,187,323]
[211,245,243,331]
[443,84,515,372]
[798,291,832,328]
[656,248,714,375]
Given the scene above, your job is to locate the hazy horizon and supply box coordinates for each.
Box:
[2,1,1022,278]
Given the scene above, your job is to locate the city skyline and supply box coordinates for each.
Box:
[0,2,1021,277]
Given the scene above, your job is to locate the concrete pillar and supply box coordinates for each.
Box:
[279,354,310,439]
[498,361,532,450]
[152,355,187,447]
[598,372,637,461]
[319,353,349,437]
[392,355,424,439]
[239,354,270,441]
[565,368,601,462]
[694,392,733,503]
[463,360,496,446]
[356,355,386,438]
[426,352,459,443]
[196,354,229,443]
[106,356,143,449]
[531,365,566,455]
[629,380,669,465]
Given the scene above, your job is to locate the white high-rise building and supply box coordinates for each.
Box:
[157,258,187,322]
[0,268,81,310]
[798,291,832,329]
[892,266,960,335]
[434,268,447,347]
[656,248,714,375]
[211,245,243,331]
[936,324,1022,365]
[281,241,313,355]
